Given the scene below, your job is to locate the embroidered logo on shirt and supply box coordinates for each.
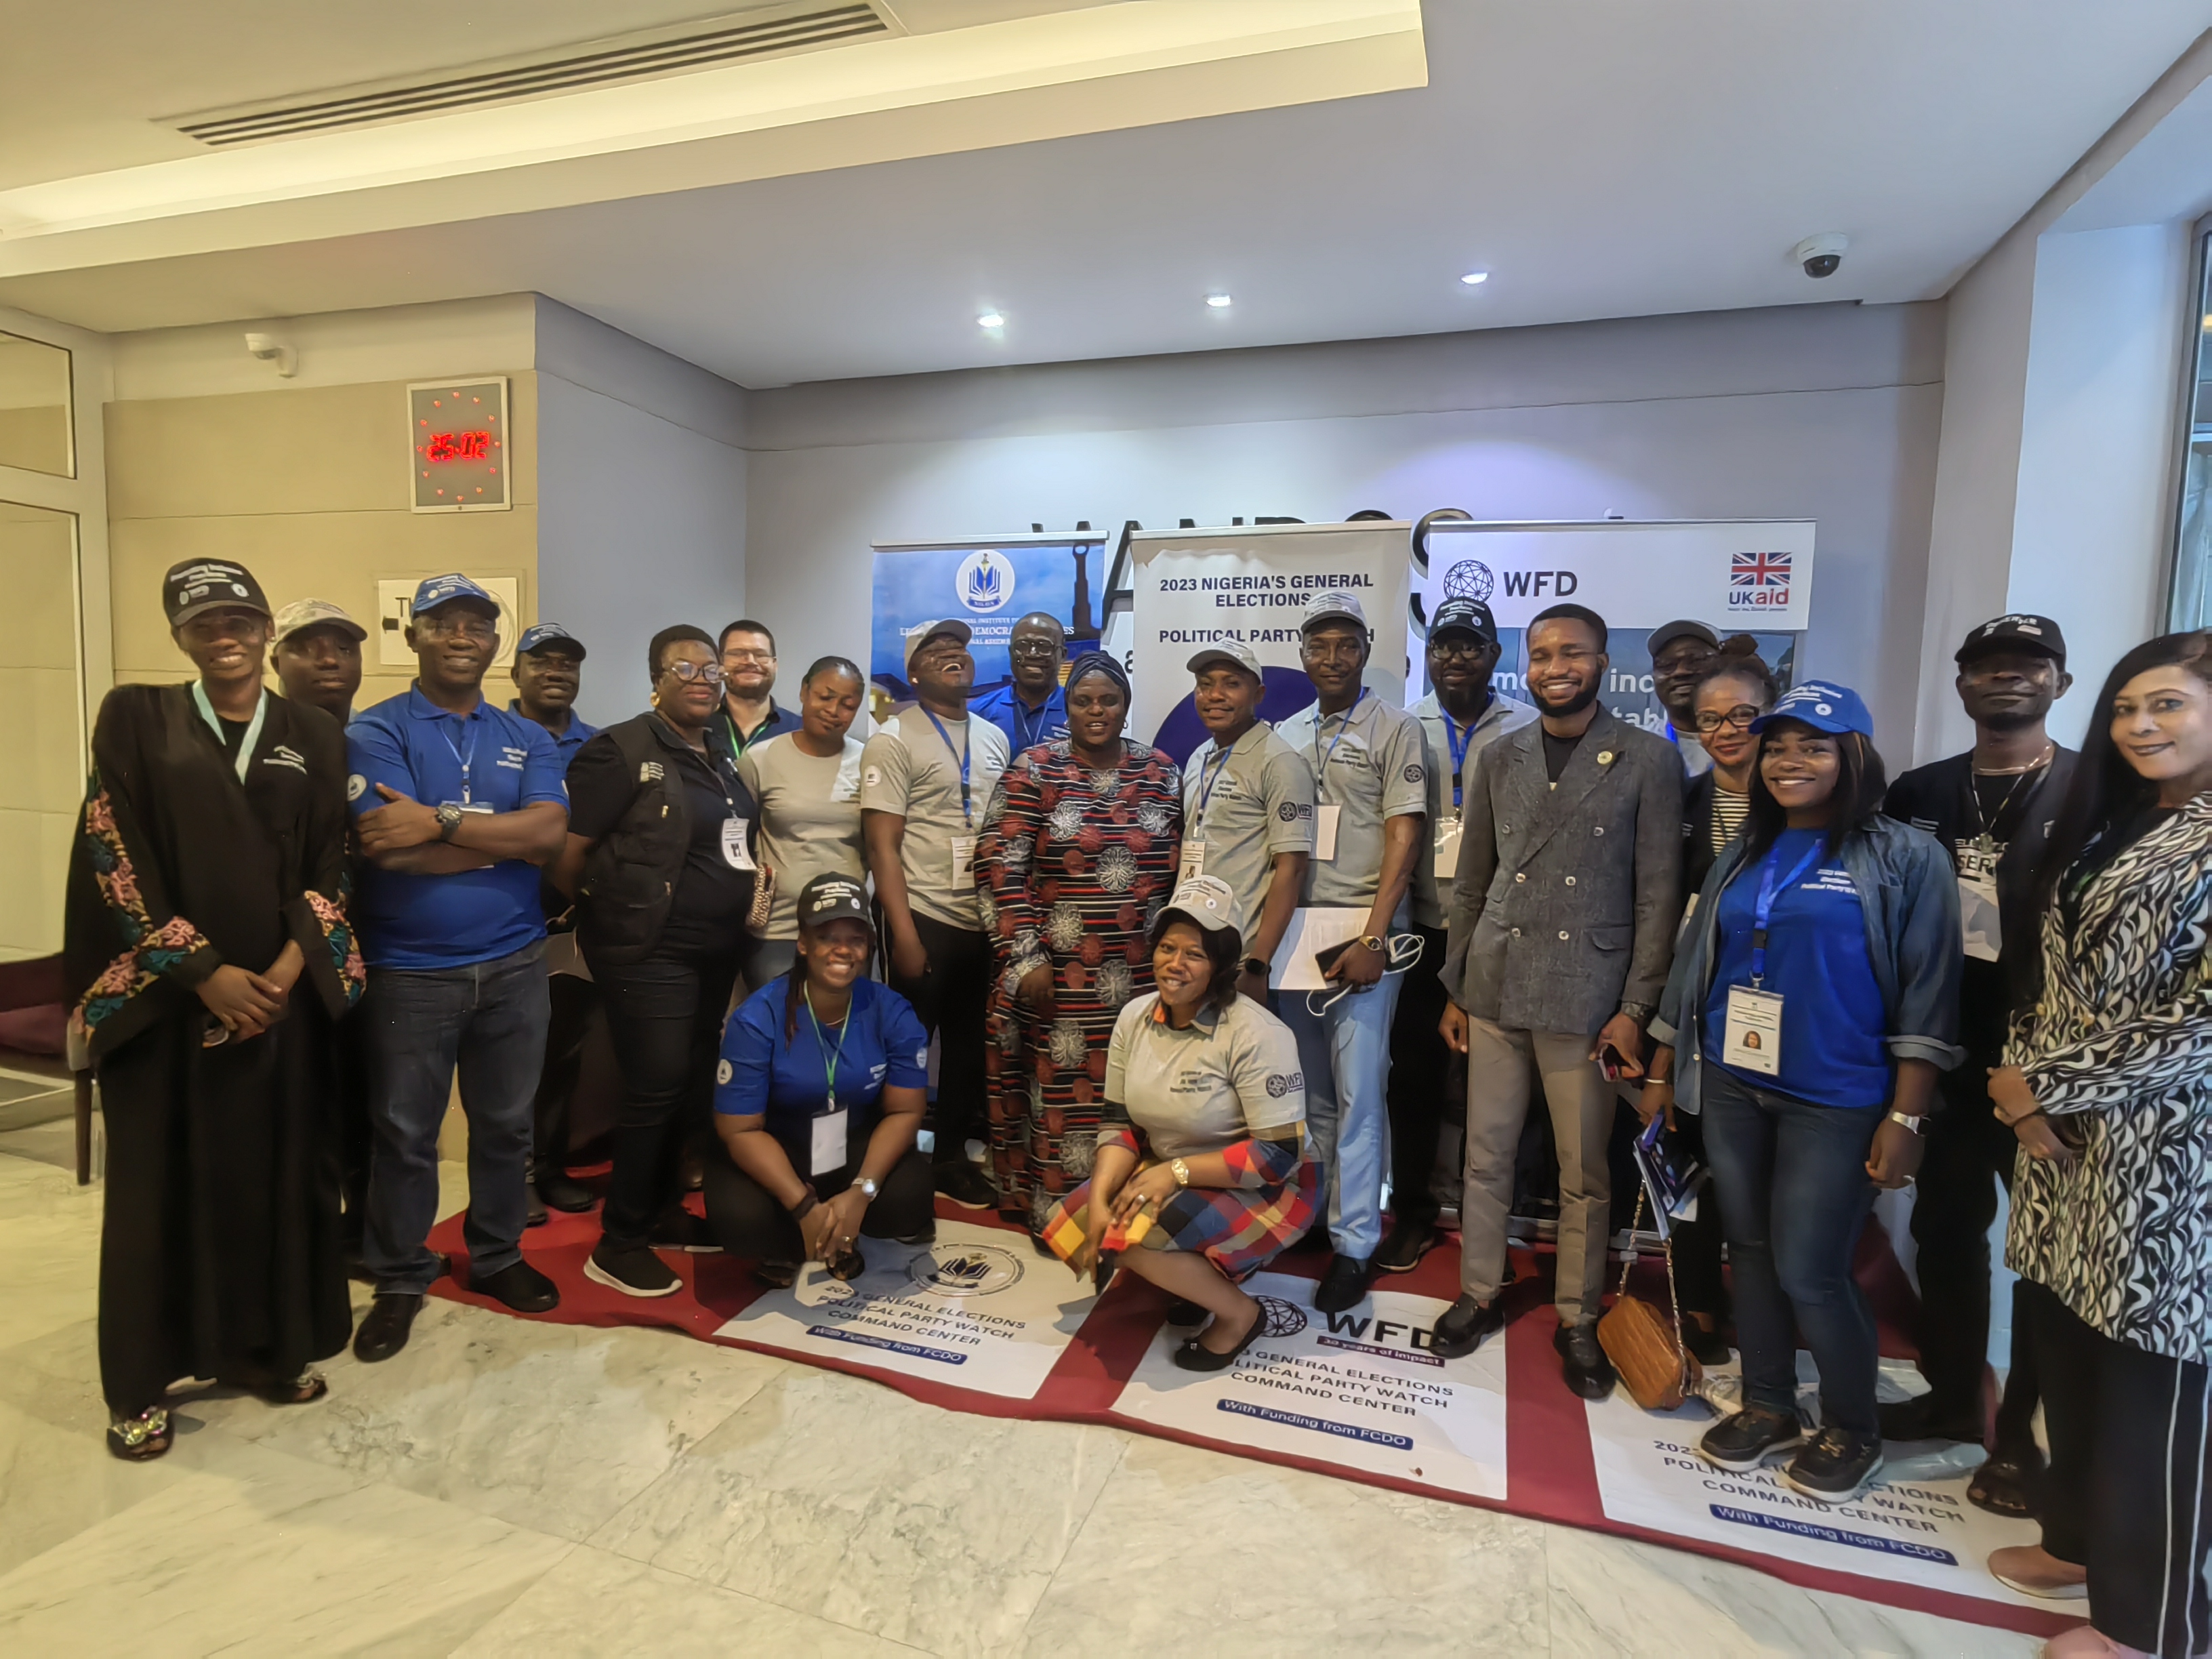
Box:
[1403,763,1425,783]
[1277,802,1307,822]
[864,764,883,789]
[346,773,367,800]
[1265,1071,1304,1097]
[716,1059,732,1085]
[497,745,527,770]
[262,745,308,775]
[639,761,665,783]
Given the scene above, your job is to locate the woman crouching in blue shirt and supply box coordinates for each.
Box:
[1643,681,1961,1506]
[708,873,937,1282]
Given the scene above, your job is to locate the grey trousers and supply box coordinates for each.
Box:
[1457,1016,1613,1324]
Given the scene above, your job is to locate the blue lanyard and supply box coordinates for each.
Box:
[921,708,973,824]
[441,713,481,804]
[1194,736,1240,830]
[804,983,852,1111]
[1749,839,1826,984]
[190,682,267,785]
[1439,710,1472,810]
[1310,688,1368,802]
[1014,695,1053,752]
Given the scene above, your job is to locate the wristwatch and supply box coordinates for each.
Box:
[1170,1158,1191,1188]
[855,1175,881,1202]
[1886,1110,1925,1135]
[1359,934,1385,954]
[435,803,465,842]
[1241,956,1269,978]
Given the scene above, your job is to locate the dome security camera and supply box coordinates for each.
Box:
[242,331,296,377]
[1792,233,1849,279]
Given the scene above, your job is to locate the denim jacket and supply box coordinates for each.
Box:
[1650,813,1964,1115]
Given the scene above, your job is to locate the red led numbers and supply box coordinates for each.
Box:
[422,430,494,463]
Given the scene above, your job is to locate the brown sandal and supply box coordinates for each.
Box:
[260,1371,329,1406]
[1969,1446,2045,1519]
[106,1406,173,1461]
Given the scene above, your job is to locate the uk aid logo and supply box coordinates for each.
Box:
[956,550,1015,615]
[1727,549,1793,611]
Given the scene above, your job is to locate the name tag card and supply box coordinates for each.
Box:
[1179,841,1207,882]
[812,1108,848,1176]
[1959,872,2002,962]
[1433,817,1462,880]
[1314,803,1341,862]
[1721,985,1783,1077]
[951,835,978,888]
[722,816,757,872]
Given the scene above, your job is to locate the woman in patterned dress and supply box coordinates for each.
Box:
[977,652,1183,1239]
[1984,632,2212,1658]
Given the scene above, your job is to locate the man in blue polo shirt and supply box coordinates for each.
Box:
[346,574,571,1361]
[967,612,1069,754]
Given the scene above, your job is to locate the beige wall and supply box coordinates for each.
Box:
[104,373,538,710]
[0,501,80,960]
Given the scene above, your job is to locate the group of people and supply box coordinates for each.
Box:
[64,559,2212,1659]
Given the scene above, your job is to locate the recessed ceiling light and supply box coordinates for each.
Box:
[977,310,1005,329]
[1459,270,1490,286]
[1205,293,1233,308]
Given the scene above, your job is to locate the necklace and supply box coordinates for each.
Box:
[1972,742,2055,777]
[1968,745,2053,856]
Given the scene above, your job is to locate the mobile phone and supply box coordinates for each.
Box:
[1597,1043,1631,1082]
[1314,939,1356,976]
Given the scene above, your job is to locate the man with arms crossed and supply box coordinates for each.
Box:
[346,575,569,1361]
[1378,597,1536,1274]
[1274,593,1427,1314]
[862,620,1010,1209]
[1436,602,1683,1397]
[968,612,1069,754]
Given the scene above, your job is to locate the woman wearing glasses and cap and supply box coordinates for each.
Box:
[1040,874,1319,1371]
[706,873,937,1279]
[66,559,363,1459]
[975,651,1184,1244]
[552,626,760,1298]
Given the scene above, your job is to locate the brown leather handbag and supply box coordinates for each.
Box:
[1597,1188,1703,1412]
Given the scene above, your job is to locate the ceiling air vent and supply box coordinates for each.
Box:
[171,3,892,147]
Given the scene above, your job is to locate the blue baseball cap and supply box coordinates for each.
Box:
[1751,679,1873,738]
[411,573,499,617]
[516,622,586,660]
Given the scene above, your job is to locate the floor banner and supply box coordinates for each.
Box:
[1583,1357,2045,1607]
[1110,1273,1510,1499]
[712,1221,1095,1401]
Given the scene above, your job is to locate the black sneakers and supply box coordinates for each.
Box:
[1373,1221,1435,1275]
[536,1170,598,1214]
[1698,1406,1807,1473]
[935,1160,997,1210]
[1312,1252,1374,1314]
[1430,1294,1504,1359]
[1782,1426,1885,1504]
[583,1242,680,1299]
[1554,1319,1616,1400]
[471,1258,561,1313]
[1682,1319,1733,1369]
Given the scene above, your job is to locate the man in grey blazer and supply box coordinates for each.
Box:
[1433,603,1685,1399]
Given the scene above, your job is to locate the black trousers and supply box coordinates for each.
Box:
[333,1009,372,1250]
[1385,926,1457,1231]
[590,944,747,1251]
[886,911,991,1169]
[1667,1107,1729,1324]
[2024,1280,2212,1656]
[532,968,599,1180]
[1905,1067,2039,1445]
[703,1145,937,1263]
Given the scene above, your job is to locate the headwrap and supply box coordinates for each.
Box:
[1065,649,1130,702]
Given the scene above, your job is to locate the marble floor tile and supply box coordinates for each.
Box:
[0,1145,83,1221]
[1544,1519,2039,1658]
[1019,1433,1551,1657]
[0,1198,105,1351]
[189,1294,792,1541]
[0,1390,183,1578]
[590,1365,1126,1657]
[451,1543,926,1657]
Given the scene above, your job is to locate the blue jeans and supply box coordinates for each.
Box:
[1281,975,1402,1260]
[362,940,550,1294]
[1699,1061,1883,1435]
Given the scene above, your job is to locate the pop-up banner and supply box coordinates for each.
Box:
[1414,520,1816,731]
[1127,521,1412,762]
[869,532,1112,706]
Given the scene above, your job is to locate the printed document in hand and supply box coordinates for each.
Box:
[1269,907,1370,990]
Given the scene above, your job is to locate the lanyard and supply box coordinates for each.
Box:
[1194,735,1240,831]
[190,682,267,785]
[441,713,482,804]
[1749,838,1827,984]
[921,707,974,824]
[1012,694,1054,752]
[1309,689,1368,803]
[803,982,852,1108]
[1439,710,1473,810]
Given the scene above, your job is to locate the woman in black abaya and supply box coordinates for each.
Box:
[64,558,363,1459]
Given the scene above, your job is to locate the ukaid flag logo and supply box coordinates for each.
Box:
[1728,549,1793,610]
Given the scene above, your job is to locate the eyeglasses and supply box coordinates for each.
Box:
[1429,637,1494,662]
[722,647,773,664]
[1694,704,1764,733]
[1008,639,1061,659]
[663,660,727,686]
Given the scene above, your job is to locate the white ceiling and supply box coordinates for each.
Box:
[3,1,2207,386]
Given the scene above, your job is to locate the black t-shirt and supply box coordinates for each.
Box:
[567,722,757,958]
[1542,725,1584,784]
[218,715,252,757]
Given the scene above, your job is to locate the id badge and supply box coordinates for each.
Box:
[1179,840,1206,881]
[1959,870,2002,962]
[1432,816,1463,880]
[720,815,756,872]
[811,1108,848,1176]
[1314,802,1342,862]
[1721,985,1783,1077]
[951,835,978,888]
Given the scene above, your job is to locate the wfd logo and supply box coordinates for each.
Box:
[956,550,1015,614]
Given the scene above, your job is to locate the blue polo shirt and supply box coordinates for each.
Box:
[968,680,1068,754]
[347,687,569,970]
[716,976,930,1178]
[511,699,598,761]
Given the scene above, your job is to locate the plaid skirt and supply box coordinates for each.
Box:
[1038,1128,1319,1280]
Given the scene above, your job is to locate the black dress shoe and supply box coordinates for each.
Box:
[537,1172,598,1213]
[353,1293,424,1363]
[1782,1425,1885,1504]
[1877,1393,1982,1444]
[1373,1221,1435,1275]
[525,1184,548,1229]
[933,1160,997,1210]
[1554,1319,1617,1400]
[1430,1294,1504,1359]
[1172,1305,1265,1372]
[471,1258,561,1313]
[1312,1252,1374,1314]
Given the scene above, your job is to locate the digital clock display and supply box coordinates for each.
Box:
[408,378,510,512]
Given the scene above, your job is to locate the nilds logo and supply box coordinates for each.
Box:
[956,550,1015,615]
[907,1242,1025,1296]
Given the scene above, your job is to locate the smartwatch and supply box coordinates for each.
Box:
[1241,956,1269,978]
[435,803,465,842]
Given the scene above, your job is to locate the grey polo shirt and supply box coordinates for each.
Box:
[1181,721,1315,945]
[859,708,1010,931]
[737,731,867,941]
[1408,691,1539,930]
[1275,691,1428,915]
[1102,992,1307,1159]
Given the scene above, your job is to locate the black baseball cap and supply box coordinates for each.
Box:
[797,873,871,933]
[1427,597,1498,644]
[1646,619,1719,657]
[1957,614,2066,667]
[163,560,271,628]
